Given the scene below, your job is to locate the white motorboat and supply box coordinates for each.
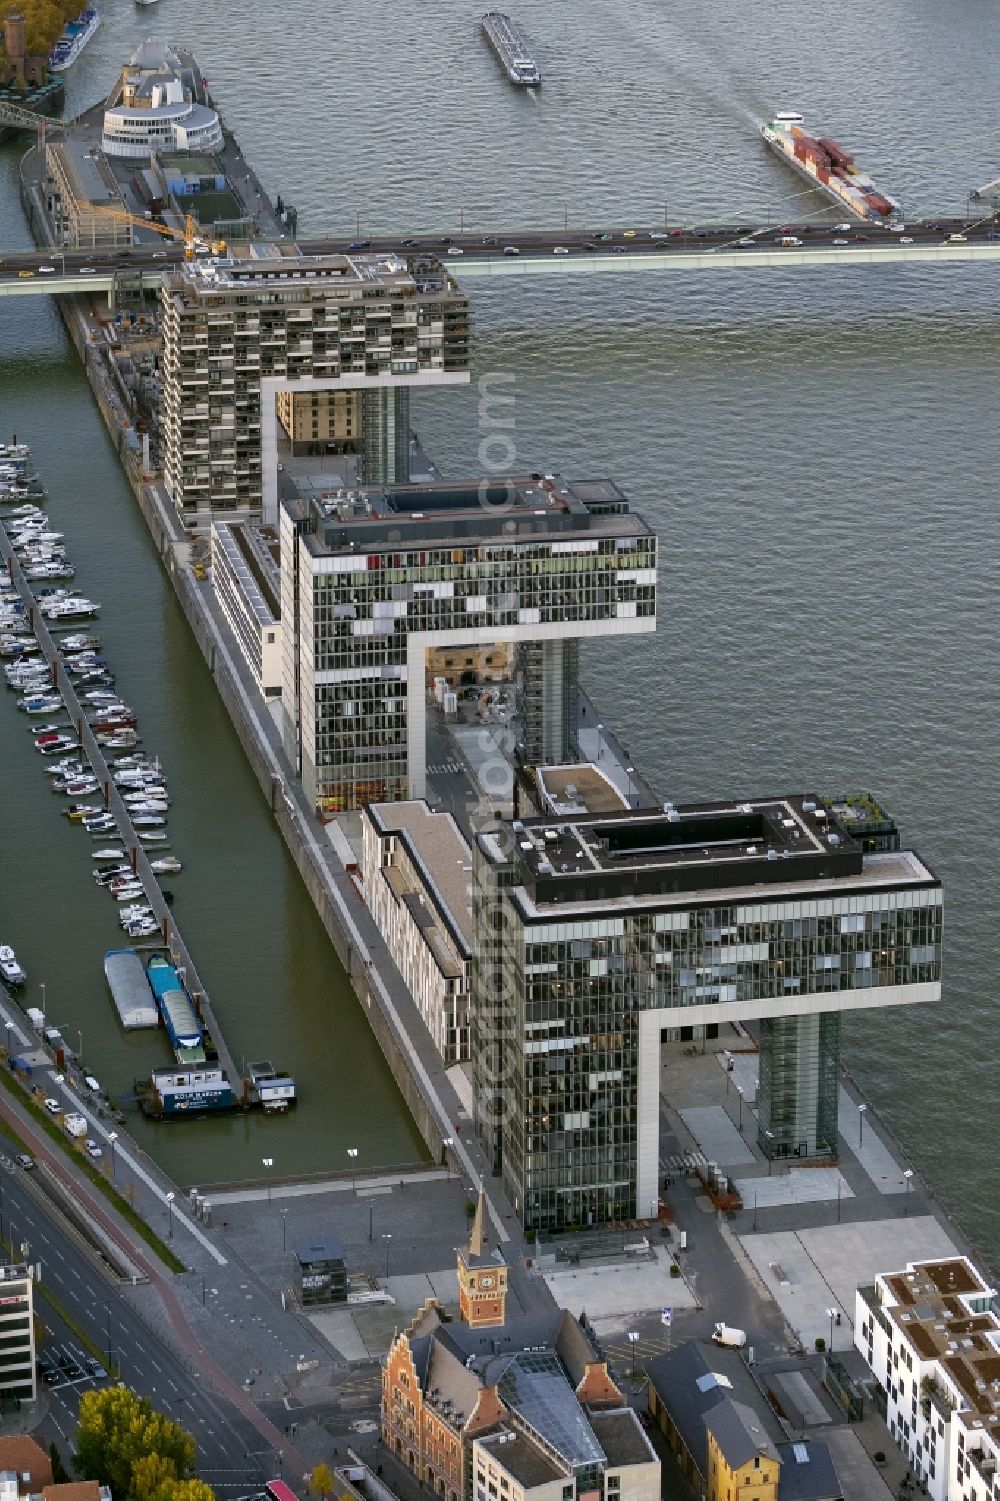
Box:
[95,866,133,885]
[20,696,63,715]
[149,856,183,874]
[138,831,169,844]
[0,944,26,988]
[132,814,165,828]
[113,887,145,904]
[93,848,127,862]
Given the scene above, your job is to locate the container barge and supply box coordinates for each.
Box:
[481,12,541,86]
[104,947,159,1030]
[760,112,901,222]
[48,6,100,72]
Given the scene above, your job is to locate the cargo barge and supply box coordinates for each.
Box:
[481,12,541,86]
[104,947,159,1030]
[760,112,901,222]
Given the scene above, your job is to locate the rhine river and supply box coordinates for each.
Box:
[1,0,999,1255]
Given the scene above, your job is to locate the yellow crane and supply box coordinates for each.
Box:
[89,205,227,259]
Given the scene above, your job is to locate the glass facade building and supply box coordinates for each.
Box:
[471,793,942,1233]
[279,478,656,812]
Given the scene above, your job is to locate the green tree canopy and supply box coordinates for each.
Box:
[76,1388,198,1501]
[153,1480,217,1501]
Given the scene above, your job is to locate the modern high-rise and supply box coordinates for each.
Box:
[160,247,470,520]
[278,475,656,812]
[471,789,942,1233]
[0,1261,36,1403]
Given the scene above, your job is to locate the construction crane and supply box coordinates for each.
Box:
[88,205,227,259]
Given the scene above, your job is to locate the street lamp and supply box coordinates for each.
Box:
[441,1135,454,1169]
[39,981,45,1024]
[858,1103,868,1147]
[765,1129,775,1175]
[347,1146,358,1189]
[262,1157,274,1203]
[77,1028,84,1065]
[826,1306,837,1351]
[382,1231,392,1279]
[625,766,635,806]
[108,1131,117,1181]
[735,1084,744,1133]
[166,1191,175,1238]
[627,1329,639,1378]
[281,1209,289,1252]
[903,1167,914,1216]
[368,1202,374,1244]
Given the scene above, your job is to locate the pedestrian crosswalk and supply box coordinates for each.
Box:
[661,1150,708,1174]
[427,761,464,776]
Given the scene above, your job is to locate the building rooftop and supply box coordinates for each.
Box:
[294,1237,345,1267]
[292,473,650,553]
[476,1431,565,1488]
[0,1439,51,1492]
[535,764,629,817]
[706,1398,780,1468]
[212,521,280,624]
[174,244,423,294]
[647,1341,785,1478]
[366,801,473,954]
[486,794,939,912]
[48,138,125,208]
[586,1408,658,1467]
[774,1442,843,1501]
[875,1258,1000,1436]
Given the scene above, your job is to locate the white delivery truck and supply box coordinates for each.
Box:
[63,1113,88,1140]
[712,1323,747,1349]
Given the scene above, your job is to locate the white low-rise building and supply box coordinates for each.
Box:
[211,522,282,696]
[855,1256,1000,1501]
[102,40,223,159]
[362,800,472,1063]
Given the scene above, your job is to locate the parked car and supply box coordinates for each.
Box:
[85,1139,103,1160]
[16,1154,34,1170]
[43,1098,60,1115]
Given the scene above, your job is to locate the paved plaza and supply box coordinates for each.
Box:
[542,1245,698,1321]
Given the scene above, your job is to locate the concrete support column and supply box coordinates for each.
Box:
[517,639,580,766]
[757,1011,841,1161]
[360,388,410,484]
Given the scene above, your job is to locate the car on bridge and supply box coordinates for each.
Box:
[38,265,56,274]
[17,270,33,278]
[553,246,569,254]
[503,245,520,256]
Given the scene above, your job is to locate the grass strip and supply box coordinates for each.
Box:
[0,1065,186,1274]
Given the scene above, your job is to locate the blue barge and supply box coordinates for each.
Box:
[146,954,205,1064]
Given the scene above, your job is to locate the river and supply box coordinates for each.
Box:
[1,0,998,1259]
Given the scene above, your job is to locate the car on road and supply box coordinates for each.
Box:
[85,1139,103,1159]
[80,268,96,275]
[402,238,419,248]
[854,233,869,241]
[43,1098,61,1114]
[612,244,628,253]
[16,1154,33,1170]
[899,236,914,245]
[595,233,613,242]
[737,237,756,247]
[85,1357,107,1379]
[622,230,637,238]
[502,245,520,256]
[346,240,370,251]
[833,223,853,232]
[648,231,670,240]
[439,236,454,246]
[38,265,56,274]
[552,246,569,254]
[443,247,464,255]
[482,235,498,245]
[776,236,802,247]
[948,233,968,242]
[152,252,168,259]
[832,238,849,245]
[888,222,905,232]
[988,231,1000,240]
[583,242,599,251]
[17,270,34,278]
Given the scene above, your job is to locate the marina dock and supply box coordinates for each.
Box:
[0,517,245,1108]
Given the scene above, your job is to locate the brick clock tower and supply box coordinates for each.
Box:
[457,1190,507,1329]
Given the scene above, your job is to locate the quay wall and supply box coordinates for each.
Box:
[19,145,447,1157]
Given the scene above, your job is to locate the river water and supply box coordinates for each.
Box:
[1,0,998,1257]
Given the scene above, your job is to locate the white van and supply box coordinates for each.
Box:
[712,1323,747,1348]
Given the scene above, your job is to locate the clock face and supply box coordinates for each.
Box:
[479,1275,495,1290]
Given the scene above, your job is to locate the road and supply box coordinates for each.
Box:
[1,1161,291,1489]
[0,212,997,282]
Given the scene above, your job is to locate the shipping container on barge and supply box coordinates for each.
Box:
[481,12,541,86]
[760,112,901,221]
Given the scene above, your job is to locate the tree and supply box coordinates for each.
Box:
[310,1464,335,1500]
[48,1443,70,1485]
[153,1480,217,1501]
[76,1388,197,1501]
